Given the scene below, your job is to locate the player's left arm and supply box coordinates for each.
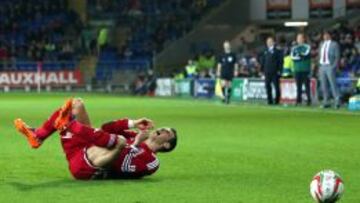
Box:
[101,118,154,135]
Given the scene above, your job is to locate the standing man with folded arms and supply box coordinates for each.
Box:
[291,33,312,106]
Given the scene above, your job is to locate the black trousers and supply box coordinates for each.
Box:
[265,73,280,104]
[294,71,311,104]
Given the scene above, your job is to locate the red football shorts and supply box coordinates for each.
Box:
[69,148,105,180]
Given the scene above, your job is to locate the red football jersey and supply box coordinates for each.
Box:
[35,111,159,179]
[110,142,159,178]
[60,118,136,162]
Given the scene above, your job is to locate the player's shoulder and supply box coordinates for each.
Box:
[146,157,160,171]
[134,144,159,169]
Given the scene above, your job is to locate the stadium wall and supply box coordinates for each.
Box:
[292,0,310,19]
[250,0,347,20]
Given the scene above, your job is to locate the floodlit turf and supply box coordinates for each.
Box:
[0,93,359,203]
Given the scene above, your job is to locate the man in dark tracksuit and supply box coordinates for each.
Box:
[259,37,283,105]
[291,33,312,106]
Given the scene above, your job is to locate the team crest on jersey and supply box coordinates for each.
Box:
[121,146,142,173]
[121,153,136,172]
[228,56,233,62]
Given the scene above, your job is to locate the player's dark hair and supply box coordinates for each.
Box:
[159,128,177,153]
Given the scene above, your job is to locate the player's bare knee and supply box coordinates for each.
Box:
[86,146,112,167]
[86,147,99,164]
[73,98,85,109]
[72,98,87,117]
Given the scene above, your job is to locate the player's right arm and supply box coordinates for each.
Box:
[132,129,149,147]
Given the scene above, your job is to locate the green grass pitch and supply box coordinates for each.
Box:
[0,93,359,203]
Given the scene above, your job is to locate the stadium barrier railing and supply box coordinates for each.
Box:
[155,77,359,106]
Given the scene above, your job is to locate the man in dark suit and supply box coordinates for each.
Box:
[259,36,283,105]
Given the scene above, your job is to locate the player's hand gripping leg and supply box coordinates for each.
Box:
[86,135,127,167]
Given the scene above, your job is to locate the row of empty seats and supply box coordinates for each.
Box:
[95,60,150,82]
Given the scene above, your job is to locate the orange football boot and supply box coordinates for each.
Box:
[14,119,41,149]
[54,98,73,131]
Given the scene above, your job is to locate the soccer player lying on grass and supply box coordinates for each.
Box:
[14,98,177,180]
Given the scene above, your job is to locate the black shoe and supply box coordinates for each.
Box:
[321,104,331,109]
[306,101,311,106]
[335,104,340,109]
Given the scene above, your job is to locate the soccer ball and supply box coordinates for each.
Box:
[310,170,344,203]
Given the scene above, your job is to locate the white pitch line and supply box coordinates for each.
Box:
[238,104,360,116]
[169,98,360,116]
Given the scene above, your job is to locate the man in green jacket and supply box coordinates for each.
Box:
[291,33,312,106]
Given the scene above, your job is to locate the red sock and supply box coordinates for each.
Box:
[34,109,60,141]
[68,121,118,149]
[101,119,129,134]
